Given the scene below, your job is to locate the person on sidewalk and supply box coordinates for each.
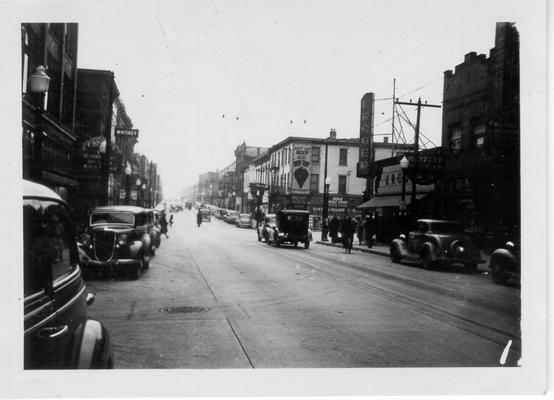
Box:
[169,214,174,227]
[160,212,169,238]
[197,209,202,228]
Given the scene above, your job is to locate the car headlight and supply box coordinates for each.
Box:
[454,245,465,257]
[118,234,128,246]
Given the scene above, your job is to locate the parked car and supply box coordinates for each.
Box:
[257,214,277,242]
[490,241,520,285]
[225,211,240,224]
[236,213,253,228]
[78,205,153,279]
[147,209,162,253]
[23,180,113,369]
[389,219,482,272]
[265,210,312,249]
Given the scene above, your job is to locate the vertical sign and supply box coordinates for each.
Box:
[291,145,311,194]
[140,155,146,177]
[357,92,375,177]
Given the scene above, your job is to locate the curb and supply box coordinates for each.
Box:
[315,240,389,257]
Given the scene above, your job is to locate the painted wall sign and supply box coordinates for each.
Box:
[291,145,311,194]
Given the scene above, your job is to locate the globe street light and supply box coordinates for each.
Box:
[136,178,141,207]
[125,164,132,205]
[29,66,50,182]
[400,156,409,214]
[321,176,332,241]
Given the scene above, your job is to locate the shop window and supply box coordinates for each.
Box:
[339,148,348,166]
[338,175,347,194]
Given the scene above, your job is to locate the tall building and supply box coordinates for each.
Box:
[21,23,80,202]
[440,22,520,247]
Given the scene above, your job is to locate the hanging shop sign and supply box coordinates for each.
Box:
[357,92,374,178]
[115,128,139,138]
[291,145,311,194]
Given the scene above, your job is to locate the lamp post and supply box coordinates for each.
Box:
[136,178,141,207]
[142,183,147,207]
[321,176,332,241]
[400,156,409,232]
[125,164,132,205]
[29,66,50,182]
[210,184,213,205]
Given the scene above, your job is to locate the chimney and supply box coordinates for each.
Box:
[329,129,337,139]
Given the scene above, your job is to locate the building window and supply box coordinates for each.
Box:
[338,175,347,194]
[339,148,348,166]
[311,146,320,163]
[472,123,486,154]
[449,125,462,154]
[310,174,319,193]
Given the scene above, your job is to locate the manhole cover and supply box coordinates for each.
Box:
[159,306,209,314]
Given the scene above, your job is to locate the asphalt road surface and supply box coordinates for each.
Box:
[86,210,521,368]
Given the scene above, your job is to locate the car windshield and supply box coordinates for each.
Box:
[91,212,134,225]
[240,214,250,219]
[428,222,462,234]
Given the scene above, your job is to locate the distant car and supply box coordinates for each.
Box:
[236,214,253,228]
[23,180,113,369]
[225,211,240,224]
[389,219,482,272]
[257,214,277,242]
[265,210,312,249]
[199,207,211,222]
[490,241,520,285]
[78,205,153,279]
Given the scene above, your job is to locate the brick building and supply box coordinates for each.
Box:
[440,22,520,247]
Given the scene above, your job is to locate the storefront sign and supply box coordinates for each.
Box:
[291,145,311,194]
[357,92,374,178]
[115,128,139,138]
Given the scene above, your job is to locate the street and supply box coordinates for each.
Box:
[84,210,521,368]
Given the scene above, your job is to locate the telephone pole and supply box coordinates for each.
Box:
[394,97,441,219]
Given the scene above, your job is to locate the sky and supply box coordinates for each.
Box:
[12,0,544,198]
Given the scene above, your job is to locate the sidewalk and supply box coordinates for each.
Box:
[312,231,492,272]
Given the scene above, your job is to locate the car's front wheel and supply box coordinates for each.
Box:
[257,232,261,242]
[466,262,478,274]
[421,250,434,270]
[304,241,310,249]
[390,246,401,263]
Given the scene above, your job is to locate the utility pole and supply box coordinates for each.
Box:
[394,97,441,220]
[391,79,396,157]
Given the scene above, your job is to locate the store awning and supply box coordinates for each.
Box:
[357,194,428,209]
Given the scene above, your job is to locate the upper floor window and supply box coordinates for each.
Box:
[449,125,462,154]
[472,123,486,154]
[338,175,347,194]
[310,173,319,193]
[311,146,320,163]
[339,148,348,166]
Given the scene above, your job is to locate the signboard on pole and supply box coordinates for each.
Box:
[115,128,139,138]
[291,145,311,194]
[356,92,375,178]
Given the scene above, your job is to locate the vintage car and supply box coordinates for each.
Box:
[265,210,312,249]
[490,241,520,285]
[23,180,113,369]
[236,213,252,228]
[225,210,240,224]
[147,209,162,253]
[257,214,277,242]
[78,205,153,279]
[199,207,211,222]
[389,219,482,272]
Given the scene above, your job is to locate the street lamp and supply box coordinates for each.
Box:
[29,66,50,182]
[400,156,409,214]
[125,164,132,205]
[136,178,141,207]
[142,183,147,207]
[321,176,332,241]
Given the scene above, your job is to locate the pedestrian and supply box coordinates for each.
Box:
[340,215,355,254]
[169,214,174,227]
[160,212,169,238]
[329,215,339,243]
[197,209,202,227]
